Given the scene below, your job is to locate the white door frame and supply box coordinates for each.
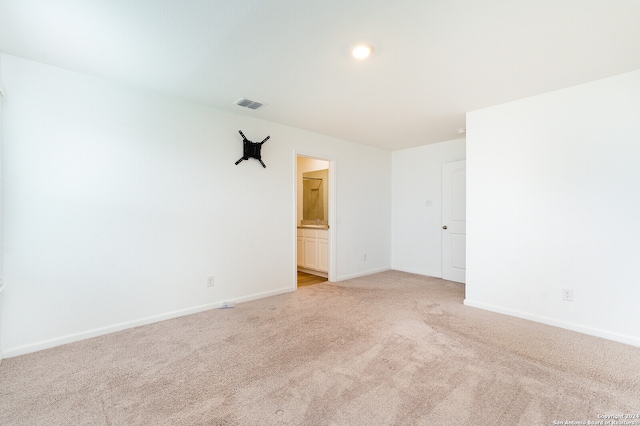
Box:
[293,151,337,289]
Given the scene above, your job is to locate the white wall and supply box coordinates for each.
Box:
[391,139,466,277]
[0,54,392,357]
[466,70,640,347]
[0,57,5,363]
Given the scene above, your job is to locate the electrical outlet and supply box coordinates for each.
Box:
[207,276,215,287]
[562,288,573,302]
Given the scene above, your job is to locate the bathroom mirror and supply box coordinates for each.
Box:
[302,169,328,221]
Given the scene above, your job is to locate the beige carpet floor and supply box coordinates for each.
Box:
[1,271,639,425]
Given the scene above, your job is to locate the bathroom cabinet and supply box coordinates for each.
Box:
[297,228,328,274]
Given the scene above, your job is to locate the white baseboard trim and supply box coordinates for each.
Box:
[336,267,391,282]
[3,302,219,358]
[231,287,295,304]
[391,267,442,278]
[3,286,297,359]
[464,299,640,348]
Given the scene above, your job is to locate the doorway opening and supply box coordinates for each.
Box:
[295,155,333,287]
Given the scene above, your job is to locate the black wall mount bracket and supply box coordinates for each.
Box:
[235,130,270,168]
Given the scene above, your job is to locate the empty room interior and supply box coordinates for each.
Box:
[0,1,639,424]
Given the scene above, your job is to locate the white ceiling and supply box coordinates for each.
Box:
[1,0,640,151]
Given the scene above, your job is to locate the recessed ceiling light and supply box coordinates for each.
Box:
[351,44,373,60]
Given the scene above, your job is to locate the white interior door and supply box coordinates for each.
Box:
[442,160,466,283]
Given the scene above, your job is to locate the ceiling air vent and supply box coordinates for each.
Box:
[234,97,265,110]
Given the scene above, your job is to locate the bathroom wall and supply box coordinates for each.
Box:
[297,157,329,225]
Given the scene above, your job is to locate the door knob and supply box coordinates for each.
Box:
[442,225,448,230]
